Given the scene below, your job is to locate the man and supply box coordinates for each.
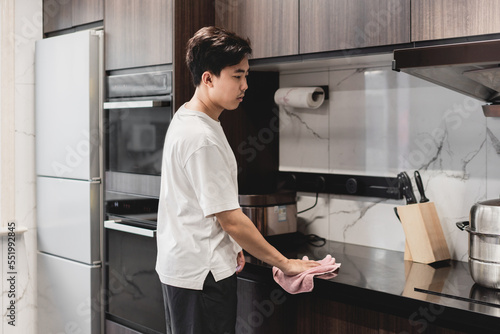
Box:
[156,26,319,334]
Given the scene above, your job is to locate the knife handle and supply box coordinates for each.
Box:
[398,172,417,204]
[414,171,429,203]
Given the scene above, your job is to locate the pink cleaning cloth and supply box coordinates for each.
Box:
[272,255,340,294]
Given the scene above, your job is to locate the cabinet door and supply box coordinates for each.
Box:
[237,278,296,334]
[300,0,410,53]
[72,0,103,27]
[43,0,103,34]
[219,72,279,195]
[105,0,173,70]
[215,0,299,59]
[43,0,73,33]
[412,0,500,41]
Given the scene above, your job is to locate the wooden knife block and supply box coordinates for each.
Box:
[397,202,450,264]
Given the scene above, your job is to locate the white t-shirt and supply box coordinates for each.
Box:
[155,104,242,290]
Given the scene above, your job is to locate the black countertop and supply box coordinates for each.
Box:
[240,235,500,333]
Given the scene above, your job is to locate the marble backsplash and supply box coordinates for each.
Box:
[278,58,500,262]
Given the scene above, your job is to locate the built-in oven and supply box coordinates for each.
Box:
[103,70,170,334]
[104,70,172,198]
[104,193,165,334]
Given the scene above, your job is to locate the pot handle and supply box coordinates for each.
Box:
[456,221,470,231]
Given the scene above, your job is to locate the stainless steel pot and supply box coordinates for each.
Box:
[469,258,500,290]
[459,226,500,263]
[457,199,500,289]
[470,199,500,234]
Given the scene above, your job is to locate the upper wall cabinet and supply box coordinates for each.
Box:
[104,0,173,71]
[72,0,104,27]
[43,0,103,34]
[412,0,500,41]
[300,0,410,54]
[215,0,299,59]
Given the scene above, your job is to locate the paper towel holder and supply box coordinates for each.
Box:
[317,85,329,100]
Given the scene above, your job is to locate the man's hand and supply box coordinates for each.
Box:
[216,209,320,276]
[236,250,245,274]
[278,258,320,276]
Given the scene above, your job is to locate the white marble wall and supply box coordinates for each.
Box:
[1,1,41,334]
[278,57,500,262]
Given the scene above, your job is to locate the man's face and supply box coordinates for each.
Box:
[210,57,249,111]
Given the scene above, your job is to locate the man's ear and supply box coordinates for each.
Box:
[201,71,214,87]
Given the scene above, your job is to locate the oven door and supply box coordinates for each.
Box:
[104,102,171,198]
[104,218,165,334]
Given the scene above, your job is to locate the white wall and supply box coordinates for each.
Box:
[1,0,42,333]
[278,57,500,262]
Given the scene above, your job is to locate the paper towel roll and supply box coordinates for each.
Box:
[274,87,325,109]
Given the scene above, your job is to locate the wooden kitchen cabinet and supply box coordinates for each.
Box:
[104,0,173,70]
[300,0,410,54]
[43,0,103,34]
[237,277,297,334]
[215,0,299,59]
[295,295,379,334]
[412,0,500,42]
[219,71,279,195]
[295,294,467,334]
[43,0,72,33]
[172,0,215,110]
[72,0,103,27]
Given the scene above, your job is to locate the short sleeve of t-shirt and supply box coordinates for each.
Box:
[183,144,240,218]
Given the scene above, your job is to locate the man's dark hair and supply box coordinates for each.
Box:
[186,26,252,87]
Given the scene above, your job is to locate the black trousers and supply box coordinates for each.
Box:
[161,272,237,334]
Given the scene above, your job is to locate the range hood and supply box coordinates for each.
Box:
[392,39,500,116]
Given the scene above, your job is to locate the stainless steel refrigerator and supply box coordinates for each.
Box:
[35,29,104,334]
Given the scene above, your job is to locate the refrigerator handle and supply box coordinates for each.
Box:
[104,220,155,238]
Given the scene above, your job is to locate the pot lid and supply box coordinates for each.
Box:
[477,198,500,207]
[470,198,500,234]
